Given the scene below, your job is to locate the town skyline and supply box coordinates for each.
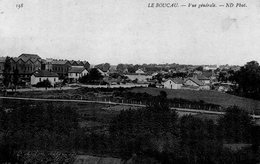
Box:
[0,53,253,66]
[1,0,259,66]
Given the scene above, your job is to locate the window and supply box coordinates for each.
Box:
[39,78,41,82]
[54,78,56,82]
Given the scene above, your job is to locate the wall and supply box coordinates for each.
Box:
[163,80,182,89]
[31,75,59,85]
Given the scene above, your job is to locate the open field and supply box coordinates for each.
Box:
[0,99,119,129]
[131,88,260,111]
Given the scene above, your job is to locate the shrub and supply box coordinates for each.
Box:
[35,79,52,88]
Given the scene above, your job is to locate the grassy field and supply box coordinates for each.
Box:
[131,88,260,112]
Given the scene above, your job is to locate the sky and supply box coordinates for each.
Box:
[0,0,260,65]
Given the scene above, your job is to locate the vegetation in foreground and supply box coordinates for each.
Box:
[0,92,260,163]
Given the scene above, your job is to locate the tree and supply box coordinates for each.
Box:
[195,66,204,71]
[218,106,253,143]
[127,65,135,73]
[35,79,52,88]
[103,63,111,72]
[179,115,222,164]
[109,91,179,159]
[3,56,12,87]
[0,102,80,163]
[116,64,126,73]
[13,68,19,90]
[153,73,163,83]
[133,65,140,72]
[79,68,103,84]
[95,63,111,72]
[218,71,228,82]
[232,61,260,99]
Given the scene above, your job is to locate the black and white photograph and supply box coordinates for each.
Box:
[0,0,260,163]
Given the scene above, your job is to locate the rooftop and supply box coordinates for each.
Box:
[186,78,204,86]
[68,66,86,73]
[167,78,183,84]
[18,53,41,62]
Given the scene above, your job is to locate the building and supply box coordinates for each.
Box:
[204,65,218,71]
[202,71,217,82]
[0,54,90,85]
[9,54,42,82]
[68,66,88,83]
[52,60,71,78]
[48,59,90,79]
[196,75,211,84]
[163,78,183,89]
[31,70,59,86]
[97,68,108,77]
[42,58,53,71]
[184,78,210,90]
[135,69,145,74]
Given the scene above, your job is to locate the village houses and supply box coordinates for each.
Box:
[31,70,59,86]
[68,66,88,83]
[163,78,183,89]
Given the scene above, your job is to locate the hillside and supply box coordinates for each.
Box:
[131,88,260,112]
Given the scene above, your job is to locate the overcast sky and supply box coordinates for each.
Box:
[0,0,260,65]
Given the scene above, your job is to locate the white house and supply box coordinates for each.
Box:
[97,68,108,76]
[31,70,59,86]
[68,66,88,82]
[163,78,183,89]
[135,69,145,74]
[184,78,210,90]
[204,65,218,71]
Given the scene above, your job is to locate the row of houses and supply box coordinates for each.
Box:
[163,76,211,90]
[31,67,89,86]
[0,54,90,85]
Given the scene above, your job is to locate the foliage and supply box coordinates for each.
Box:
[95,63,111,72]
[109,95,179,159]
[153,73,163,83]
[3,56,12,87]
[218,71,229,82]
[109,99,259,163]
[0,102,80,163]
[0,90,260,163]
[36,79,52,88]
[17,151,76,164]
[13,68,20,88]
[78,68,103,84]
[232,61,260,100]
[109,72,127,79]
[195,66,203,71]
[116,64,126,73]
[218,106,253,143]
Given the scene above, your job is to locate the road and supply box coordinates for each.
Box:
[6,87,78,92]
[1,96,260,119]
[6,84,148,92]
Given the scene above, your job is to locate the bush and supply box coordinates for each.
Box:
[35,80,52,88]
